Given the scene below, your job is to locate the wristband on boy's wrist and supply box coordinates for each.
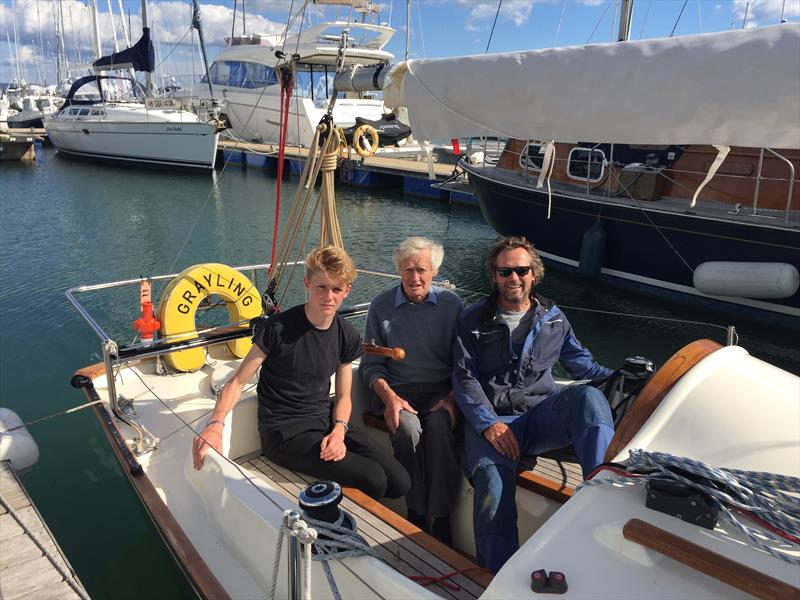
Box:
[207,419,225,428]
[333,419,350,432]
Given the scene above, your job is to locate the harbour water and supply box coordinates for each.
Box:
[1,145,798,599]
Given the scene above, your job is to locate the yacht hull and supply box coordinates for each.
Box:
[466,163,800,319]
[223,91,385,147]
[46,120,219,170]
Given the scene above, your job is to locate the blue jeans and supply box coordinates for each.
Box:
[465,385,614,573]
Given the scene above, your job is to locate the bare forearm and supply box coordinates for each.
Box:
[332,395,352,424]
[371,378,398,405]
[212,381,243,421]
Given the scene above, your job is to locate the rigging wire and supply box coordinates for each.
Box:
[485,0,503,53]
[638,0,652,39]
[414,0,426,58]
[119,362,389,599]
[280,0,298,54]
[696,0,703,32]
[553,0,567,47]
[670,0,689,37]
[585,0,614,45]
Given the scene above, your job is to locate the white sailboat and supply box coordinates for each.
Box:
[66,12,799,600]
[44,1,220,171]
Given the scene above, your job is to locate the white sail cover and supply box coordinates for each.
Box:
[385,24,800,148]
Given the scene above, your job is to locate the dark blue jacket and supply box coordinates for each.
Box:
[453,292,612,436]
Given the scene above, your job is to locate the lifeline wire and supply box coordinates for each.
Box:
[118,363,389,599]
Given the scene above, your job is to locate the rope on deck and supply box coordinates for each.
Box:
[577,450,800,564]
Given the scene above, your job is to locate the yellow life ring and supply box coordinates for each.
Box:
[353,124,379,157]
[157,263,262,372]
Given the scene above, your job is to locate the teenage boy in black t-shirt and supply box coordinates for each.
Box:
[192,246,410,500]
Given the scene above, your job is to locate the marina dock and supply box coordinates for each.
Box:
[0,461,89,600]
[216,138,476,204]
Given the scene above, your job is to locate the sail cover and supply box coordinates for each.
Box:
[385,24,800,149]
[93,28,155,73]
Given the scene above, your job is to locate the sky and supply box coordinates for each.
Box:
[0,0,798,87]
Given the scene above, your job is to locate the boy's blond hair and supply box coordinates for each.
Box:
[305,246,357,284]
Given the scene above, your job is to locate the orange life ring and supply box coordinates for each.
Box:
[353,124,378,157]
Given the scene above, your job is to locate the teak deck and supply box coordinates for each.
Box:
[240,455,491,599]
[0,461,88,600]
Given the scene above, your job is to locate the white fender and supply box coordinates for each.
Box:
[0,408,39,473]
[693,262,799,299]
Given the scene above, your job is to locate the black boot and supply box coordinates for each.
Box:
[431,517,452,546]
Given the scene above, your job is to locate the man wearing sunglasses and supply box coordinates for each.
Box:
[453,236,614,573]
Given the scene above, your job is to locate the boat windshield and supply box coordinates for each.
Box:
[208,60,279,89]
[100,78,145,103]
[294,64,334,101]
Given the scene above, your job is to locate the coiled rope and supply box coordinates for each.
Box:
[577,450,800,564]
[267,508,378,600]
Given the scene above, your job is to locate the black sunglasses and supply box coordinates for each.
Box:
[495,266,533,277]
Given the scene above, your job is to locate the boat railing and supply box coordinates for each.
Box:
[66,262,397,453]
[473,138,798,222]
[765,148,796,222]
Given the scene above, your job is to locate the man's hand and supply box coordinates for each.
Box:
[430,392,458,429]
[483,422,520,460]
[320,428,347,462]
[383,394,417,434]
[192,423,224,470]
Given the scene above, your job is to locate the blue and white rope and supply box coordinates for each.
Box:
[577,450,800,565]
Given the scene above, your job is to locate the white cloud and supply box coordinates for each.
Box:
[457,0,535,30]
[731,0,799,26]
[3,43,35,67]
[0,1,285,54]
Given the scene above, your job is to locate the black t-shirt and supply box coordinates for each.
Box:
[254,304,363,434]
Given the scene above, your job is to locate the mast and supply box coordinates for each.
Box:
[107,0,120,52]
[54,1,62,85]
[191,0,215,102]
[405,0,411,61]
[141,0,154,95]
[5,30,17,85]
[617,0,634,42]
[117,0,131,46]
[89,0,103,59]
[12,0,23,85]
[36,0,46,85]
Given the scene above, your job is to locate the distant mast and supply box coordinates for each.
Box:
[618,0,634,42]
[140,0,154,95]
[90,0,102,59]
[405,0,411,61]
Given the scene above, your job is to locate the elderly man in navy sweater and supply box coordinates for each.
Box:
[361,237,464,544]
[454,236,614,573]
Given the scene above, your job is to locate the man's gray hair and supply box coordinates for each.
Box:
[393,236,445,272]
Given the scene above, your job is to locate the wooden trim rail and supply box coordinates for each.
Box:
[74,365,230,600]
[622,518,799,600]
[605,339,722,462]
